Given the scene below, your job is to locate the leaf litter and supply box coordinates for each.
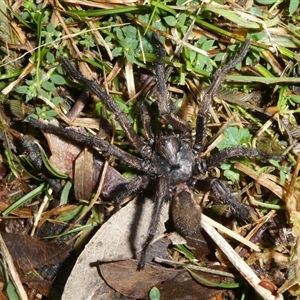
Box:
[0,0,299,299]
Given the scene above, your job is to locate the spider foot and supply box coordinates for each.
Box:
[205,178,253,223]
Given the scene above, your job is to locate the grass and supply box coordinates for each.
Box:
[0,0,299,299]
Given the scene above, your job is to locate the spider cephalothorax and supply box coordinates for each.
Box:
[29,34,280,270]
[152,135,194,183]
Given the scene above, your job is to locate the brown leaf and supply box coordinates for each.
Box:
[2,232,70,272]
[43,130,128,199]
[157,269,229,300]
[0,200,33,218]
[62,198,169,300]
[21,274,53,297]
[100,260,229,300]
[2,232,71,296]
[100,260,179,298]
[94,158,128,198]
[74,148,94,200]
[44,131,81,177]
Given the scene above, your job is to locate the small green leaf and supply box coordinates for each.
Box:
[223,168,240,182]
[112,47,123,57]
[149,286,160,300]
[255,0,277,4]
[25,113,38,120]
[205,7,280,28]
[122,25,137,37]
[217,127,252,150]
[42,81,56,92]
[15,85,28,94]
[50,74,66,85]
[46,51,55,63]
[44,110,58,120]
[4,147,19,178]
[268,159,280,168]
[56,205,86,221]
[164,16,176,26]
[289,94,300,104]
[52,96,64,105]
[45,222,97,238]
[18,156,43,181]
[46,22,54,33]
[220,163,240,182]
[176,244,197,261]
[6,281,20,300]
[202,39,214,51]
[177,13,187,26]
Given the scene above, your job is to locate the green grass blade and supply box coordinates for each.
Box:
[36,143,68,179]
[3,183,47,216]
[66,6,147,18]
[186,268,241,289]
[60,181,73,205]
[226,75,300,84]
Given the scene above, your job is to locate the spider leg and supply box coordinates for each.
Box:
[137,175,170,270]
[193,39,251,154]
[29,118,156,174]
[199,146,283,172]
[60,58,152,159]
[202,177,253,223]
[113,175,150,210]
[136,98,155,145]
[152,33,190,137]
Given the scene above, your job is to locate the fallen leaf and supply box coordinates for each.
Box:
[2,232,71,296]
[74,148,93,200]
[100,260,179,298]
[2,232,70,272]
[43,130,128,199]
[157,268,230,300]
[44,131,81,177]
[62,198,169,300]
[100,260,231,299]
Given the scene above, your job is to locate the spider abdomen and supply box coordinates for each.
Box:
[172,183,202,236]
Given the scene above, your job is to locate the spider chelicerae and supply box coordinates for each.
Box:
[29,34,280,270]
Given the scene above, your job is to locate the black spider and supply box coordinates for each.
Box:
[29,34,280,270]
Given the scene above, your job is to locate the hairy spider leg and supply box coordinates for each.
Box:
[202,146,283,171]
[152,33,191,137]
[29,118,148,172]
[136,98,155,146]
[60,58,152,160]
[193,39,251,154]
[114,175,150,209]
[137,175,170,270]
[199,177,253,223]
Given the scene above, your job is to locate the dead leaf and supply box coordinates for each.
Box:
[44,131,81,177]
[43,130,128,199]
[100,260,232,299]
[2,232,71,296]
[157,268,230,300]
[2,232,70,272]
[62,198,169,300]
[74,148,93,200]
[100,260,179,298]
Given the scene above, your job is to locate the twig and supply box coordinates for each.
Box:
[201,218,283,300]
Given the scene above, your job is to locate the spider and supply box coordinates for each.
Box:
[29,34,280,270]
